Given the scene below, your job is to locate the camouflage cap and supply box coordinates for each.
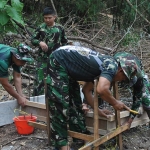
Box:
[11,43,34,62]
[114,52,140,86]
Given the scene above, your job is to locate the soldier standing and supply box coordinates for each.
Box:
[31,7,68,96]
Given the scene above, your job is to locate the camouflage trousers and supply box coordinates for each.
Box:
[141,75,150,107]
[46,54,88,148]
[33,62,47,96]
[132,74,150,111]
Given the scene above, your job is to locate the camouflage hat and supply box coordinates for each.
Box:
[114,52,140,86]
[11,43,34,62]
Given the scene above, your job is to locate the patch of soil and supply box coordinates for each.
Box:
[0,123,50,150]
[0,123,150,150]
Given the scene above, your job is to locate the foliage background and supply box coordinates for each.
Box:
[1,0,150,75]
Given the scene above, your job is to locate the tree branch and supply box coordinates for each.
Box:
[68,36,112,52]
[125,0,150,25]
[50,0,57,15]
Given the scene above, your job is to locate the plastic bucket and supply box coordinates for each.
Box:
[13,115,37,135]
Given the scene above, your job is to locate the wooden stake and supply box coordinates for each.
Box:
[93,79,99,150]
[113,82,123,150]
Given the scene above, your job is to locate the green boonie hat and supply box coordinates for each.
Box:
[11,43,34,62]
[114,52,140,86]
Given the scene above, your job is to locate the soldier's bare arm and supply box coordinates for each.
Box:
[97,76,130,111]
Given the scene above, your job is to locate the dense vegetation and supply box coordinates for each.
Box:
[1,0,150,51]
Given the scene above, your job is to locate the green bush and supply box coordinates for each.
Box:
[0,0,24,33]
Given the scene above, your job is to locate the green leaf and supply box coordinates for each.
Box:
[7,24,16,32]
[0,0,8,9]
[6,5,24,25]
[11,0,23,12]
[0,23,16,33]
[0,10,9,25]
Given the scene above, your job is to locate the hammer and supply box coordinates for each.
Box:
[129,109,139,115]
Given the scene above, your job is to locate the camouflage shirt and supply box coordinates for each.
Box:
[52,45,118,82]
[0,44,20,78]
[31,23,68,62]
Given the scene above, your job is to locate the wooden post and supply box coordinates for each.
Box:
[44,79,51,145]
[93,79,99,150]
[113,82,123,150]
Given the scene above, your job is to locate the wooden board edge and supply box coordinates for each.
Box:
[28,121,47,130]
[25,101,46,109]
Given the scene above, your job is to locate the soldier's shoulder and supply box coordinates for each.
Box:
[0,44,10,50]
[55,23,64,28]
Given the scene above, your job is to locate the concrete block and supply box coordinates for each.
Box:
[0,100,19,126]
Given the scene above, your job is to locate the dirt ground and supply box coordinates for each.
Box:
[0,120,150,150]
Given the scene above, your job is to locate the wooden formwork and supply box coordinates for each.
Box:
[20,81,149,150]
[21,101,149,134]
[86,110,149,135]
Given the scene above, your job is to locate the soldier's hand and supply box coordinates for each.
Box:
[98,108,113,118]
[82,103,89,114]
[17,97,28,107]
[112,101,130,111]
[39,42,48,52]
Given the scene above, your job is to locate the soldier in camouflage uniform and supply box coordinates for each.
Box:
[114,52,150,126]
[31,7,68,96]
[46,45,133,150]
[0,43,34,106]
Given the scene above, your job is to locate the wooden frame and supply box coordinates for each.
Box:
[23,80,149,150]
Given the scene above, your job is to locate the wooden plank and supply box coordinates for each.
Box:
[113,82,123,150]
[68,130,94,141]
[79,124,129,150]
[130,116,149,127]
[35,115,47,122]
[86,112,113,121]
[86,117,108,130]
[22,106,47,117]
[0,100,19,126]
[28,121,47,130]
[28,122,94,142]
[93,80,99,150]
[26,101,46,109]
[86,110,130,122]
[86,111,149,135]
